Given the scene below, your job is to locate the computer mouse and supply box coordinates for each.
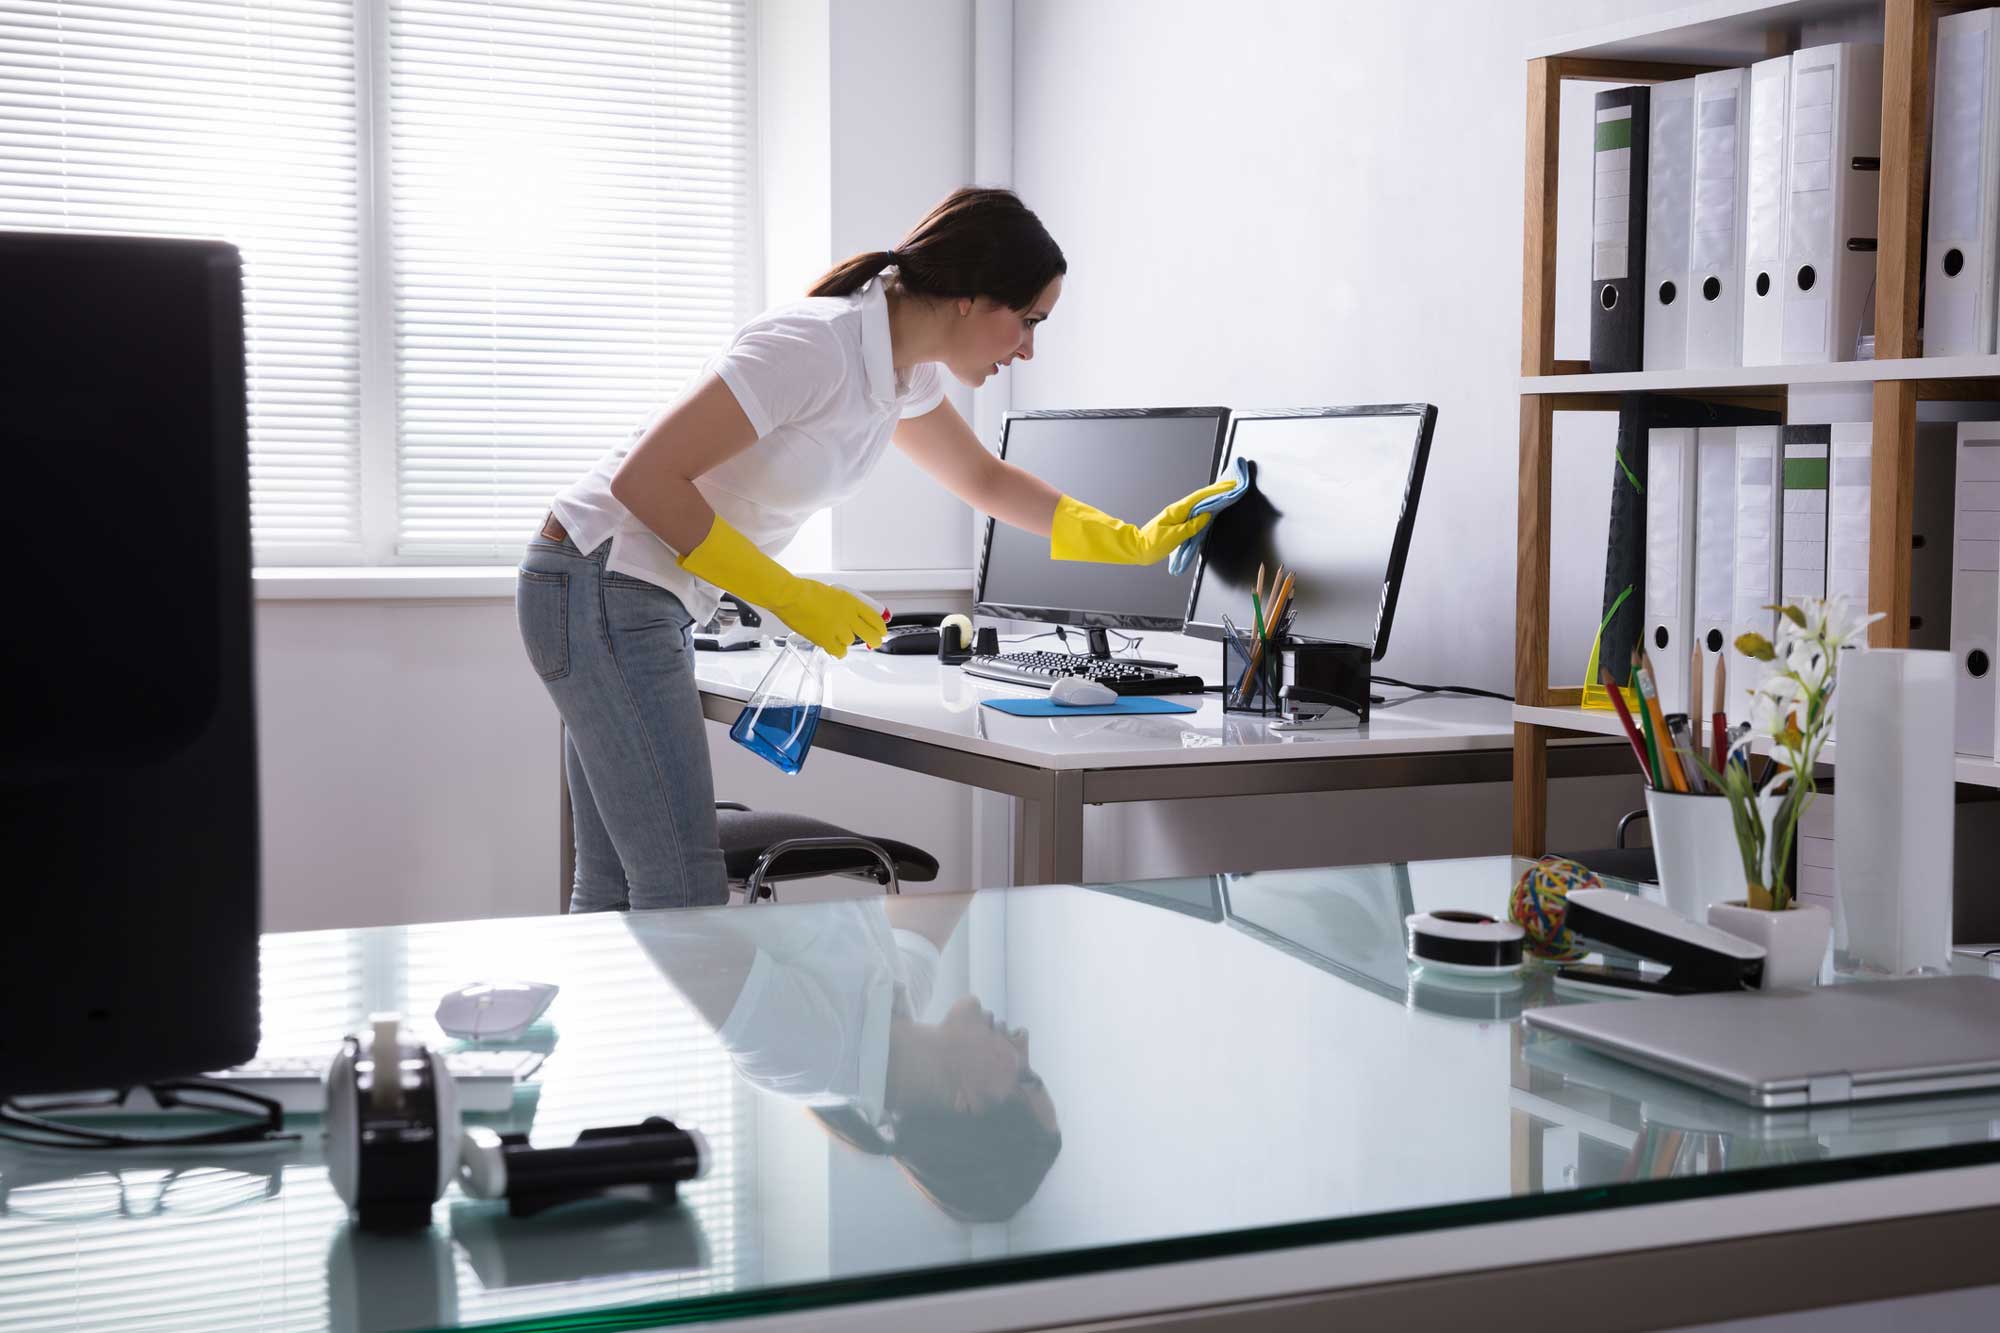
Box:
[1048,676,1118,707]
[436,980,559,1042]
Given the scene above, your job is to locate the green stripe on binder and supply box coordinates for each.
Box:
[1783,457,1829,489]
[1595,118,1632,151]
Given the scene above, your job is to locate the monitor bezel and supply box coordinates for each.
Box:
[973,406,1231,632]
[1180,403,1437,660]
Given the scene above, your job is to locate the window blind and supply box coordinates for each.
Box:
[0,0,364,555]
[387,0,755,560]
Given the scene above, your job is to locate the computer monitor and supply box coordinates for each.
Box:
[974,408,1229,633]
[1,230,262,1098]
[1183,404,1436,658]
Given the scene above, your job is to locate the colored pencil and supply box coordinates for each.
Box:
[1689,643,1704,750]
[1635,677,1666,789]
[1635,650,1689,793]
[1599,666,1655,782]
[1711,654,1728,771]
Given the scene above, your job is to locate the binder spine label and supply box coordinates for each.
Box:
[1594,108,1635,281]
[1782,426,1832,601]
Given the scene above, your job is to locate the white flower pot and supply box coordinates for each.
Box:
[1707,900,1832,990]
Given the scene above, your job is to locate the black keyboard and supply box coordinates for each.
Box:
[963,651,1208,696]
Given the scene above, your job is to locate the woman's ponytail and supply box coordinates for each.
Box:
[807,250,901,299]
[805,188,1064,309]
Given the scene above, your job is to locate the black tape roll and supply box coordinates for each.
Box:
[1406,910,1525,971]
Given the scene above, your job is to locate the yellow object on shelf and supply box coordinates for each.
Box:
[1578,614,1638,713]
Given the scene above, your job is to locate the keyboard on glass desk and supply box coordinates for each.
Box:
[963,651,1207,696]
[33,1050,546,1118]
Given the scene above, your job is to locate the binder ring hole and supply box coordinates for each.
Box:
[1658,280,1677,306]
[1913,533,1927,550]
[1706,629,1723,653]
[1971,650,1990,680]
[1755,272,1771,297]
[1797,265,1817,291]
[1702,276,1721,301]
[1654,626,1669,650]
[1600,285,1619,311]
[1911,615,1926,631]
[1946,248,1965,278]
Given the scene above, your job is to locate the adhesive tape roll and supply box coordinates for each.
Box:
[941,614,973,641]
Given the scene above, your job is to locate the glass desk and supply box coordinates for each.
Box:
[4,857,1999,1332]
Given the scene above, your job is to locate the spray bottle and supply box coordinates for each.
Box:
[729,590,887,774]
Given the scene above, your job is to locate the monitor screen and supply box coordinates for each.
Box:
[1184,405,1435,658]
[975,408,1228,631]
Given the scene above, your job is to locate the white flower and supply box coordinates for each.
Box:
[1747,673,1801,741]
[1819,594,1884,653]
[1786,637,1829,694]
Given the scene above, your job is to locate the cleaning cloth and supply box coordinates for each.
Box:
[1166,456,1254,576]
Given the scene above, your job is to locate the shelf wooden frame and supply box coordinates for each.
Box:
[1513,0,1941,856]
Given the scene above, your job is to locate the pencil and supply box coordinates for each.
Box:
[1711,654,1728,770]
[1635,650,1689,793]
[1689,643,1704,748]
[1627,653,1666,788]
[1599,666,1655,782]
[1265,571,1295,639]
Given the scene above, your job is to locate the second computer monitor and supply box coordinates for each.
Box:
[1184,404,1436,658]
[975,408,1229,631]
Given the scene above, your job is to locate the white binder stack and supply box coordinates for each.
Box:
[1780,42,1883,365]
[1689,69,1751,368]
[1730,426,1784,727]
[1645,79,1698,371]
[1645,427,1698,714]
[1926,8,2000,357]
[1781,426,1831,602]
[1954,425,2000,759]
[1693,428,1739,693]
[1741,55,1791,366]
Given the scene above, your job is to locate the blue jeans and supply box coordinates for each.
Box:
[516,534,728,912]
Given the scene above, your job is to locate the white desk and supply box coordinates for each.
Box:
[688,641,1623,884]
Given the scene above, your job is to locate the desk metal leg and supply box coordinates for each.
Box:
[1014,769,1085,885]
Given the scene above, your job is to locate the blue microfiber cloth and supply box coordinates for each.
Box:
[980,697,1198,717]
[1167,456,1254,576]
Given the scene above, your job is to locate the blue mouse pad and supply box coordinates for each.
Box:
[981,697,1200,717]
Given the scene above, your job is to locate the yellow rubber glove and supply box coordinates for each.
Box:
[1048,476,1242,565]
[678,516,887,658]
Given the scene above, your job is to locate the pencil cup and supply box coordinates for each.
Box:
[1222,635,1283,716]
[1643,788,1785,922]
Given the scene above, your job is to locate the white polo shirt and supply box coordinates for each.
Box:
[551,273,947,625]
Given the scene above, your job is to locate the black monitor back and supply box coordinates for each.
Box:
[0,230,261,1097]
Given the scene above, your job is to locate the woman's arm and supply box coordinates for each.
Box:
[892,397,1060,537]
[608,372,760,553]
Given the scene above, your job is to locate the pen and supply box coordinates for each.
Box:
[1666,714,1706,792]
[1711,653,1728,771]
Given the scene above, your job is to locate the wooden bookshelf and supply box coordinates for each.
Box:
[1514,0,1953,855]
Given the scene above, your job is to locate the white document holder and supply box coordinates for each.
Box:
[1689,69,1751,368]
[1741,55,1791,366]
[1644,79,1698,371]
[1693,428,1738,695]
[1779,42,1883,365]
[1730,426,1783,728]
[1645,428,1698,715]
[1926,9,2000,357]
[1953,425,2000,758]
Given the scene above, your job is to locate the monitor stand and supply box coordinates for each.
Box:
[1083,626,1181,672]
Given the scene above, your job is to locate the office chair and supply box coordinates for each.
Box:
[555,732,939,910]
[1554,809,1657,885]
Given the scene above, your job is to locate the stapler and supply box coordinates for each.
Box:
[1554,889,1766,996]
[693,595,767,651]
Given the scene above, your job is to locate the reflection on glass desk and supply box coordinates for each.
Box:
[5,858,2000,1332]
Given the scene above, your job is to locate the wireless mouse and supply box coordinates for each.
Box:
[436,980,559,1042]
[1048,676,1118,707]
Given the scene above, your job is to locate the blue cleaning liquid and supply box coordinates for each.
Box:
[730,703,823,774]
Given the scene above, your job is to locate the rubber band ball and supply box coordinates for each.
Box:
[1508,855,1600,961]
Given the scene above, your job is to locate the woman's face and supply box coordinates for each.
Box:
[940,995,1059,1134]
[946,274,1063,388]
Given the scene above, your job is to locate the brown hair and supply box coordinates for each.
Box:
[807,187,1066,311]
[811,1098,1062,1223]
